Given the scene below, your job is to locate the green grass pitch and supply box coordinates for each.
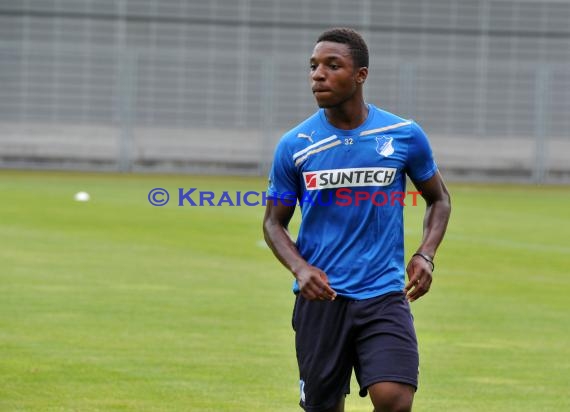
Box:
[0,170,568,411]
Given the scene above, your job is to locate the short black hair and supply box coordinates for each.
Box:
[316,27,369,69]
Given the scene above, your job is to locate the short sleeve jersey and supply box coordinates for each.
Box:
[267,104,438,299]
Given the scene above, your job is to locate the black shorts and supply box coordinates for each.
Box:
[292,291,419,412]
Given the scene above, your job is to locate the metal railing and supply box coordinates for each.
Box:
[1,0,569,182]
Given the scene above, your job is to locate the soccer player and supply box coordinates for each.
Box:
[263,28,451,412]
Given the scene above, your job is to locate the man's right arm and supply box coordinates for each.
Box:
[263,199,336,301]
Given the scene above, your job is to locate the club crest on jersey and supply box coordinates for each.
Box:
[376,136,394,157]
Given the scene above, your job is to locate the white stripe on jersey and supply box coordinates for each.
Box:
[294,140,342,167]
[292,135,338,160]
[359,121,412,136]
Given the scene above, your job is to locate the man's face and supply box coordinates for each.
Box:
[310,41,363,108]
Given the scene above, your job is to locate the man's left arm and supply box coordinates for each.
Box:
[404,170,451,302]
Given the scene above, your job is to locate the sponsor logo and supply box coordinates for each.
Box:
[302,167,397,190]
[304,173,318,189]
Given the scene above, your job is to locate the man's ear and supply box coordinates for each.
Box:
[356,67,368,84]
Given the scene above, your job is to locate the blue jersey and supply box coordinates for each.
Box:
[267,104,437,299]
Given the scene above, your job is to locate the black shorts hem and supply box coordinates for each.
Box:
[300,391,347,412]
[359,376,418,397]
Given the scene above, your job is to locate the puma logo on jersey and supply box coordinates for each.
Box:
[297,131,315,143]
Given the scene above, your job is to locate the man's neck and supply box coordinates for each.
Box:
[324,101,369,130]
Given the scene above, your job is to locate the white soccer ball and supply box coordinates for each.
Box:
[74,191,90,202]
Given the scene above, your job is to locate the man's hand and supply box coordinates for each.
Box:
[404,255,433,302]
[295,265,337,301]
